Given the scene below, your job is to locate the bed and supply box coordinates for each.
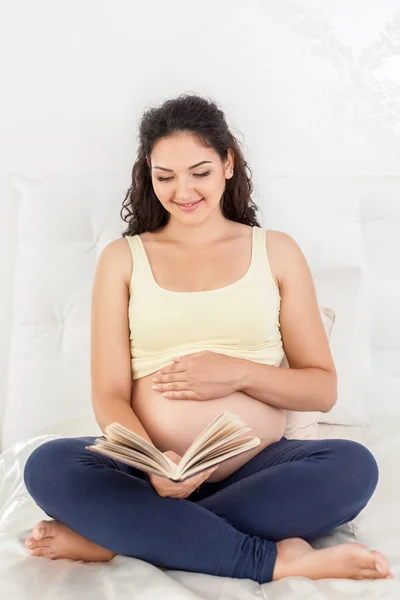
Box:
[1,418,399,599]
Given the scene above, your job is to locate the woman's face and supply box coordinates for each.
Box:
[147,133,234,220]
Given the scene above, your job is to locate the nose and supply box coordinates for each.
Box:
[175,177,197,203]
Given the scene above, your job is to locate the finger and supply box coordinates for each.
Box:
[190,470,216,491]
[158,370,187,383]
[162,391,198,400]
[196,467,218,482]
[153,382,187,393]
[184,468,214,485]
[160,381,189,392]
[158,386,187,396]
[204,468,218,479]
[164,450,182,463]
[195,472,211,485]
[187,472,212,492]
[153,374,186,386]
[157,364,187,377]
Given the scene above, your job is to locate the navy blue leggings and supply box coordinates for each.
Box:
[23,434,379,583]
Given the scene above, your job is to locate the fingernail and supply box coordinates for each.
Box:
[26,540,32,546]
[375,562,383,573]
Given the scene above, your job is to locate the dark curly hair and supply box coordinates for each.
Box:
[120,93,261,237]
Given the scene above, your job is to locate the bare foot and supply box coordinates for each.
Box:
[272,537,394,581]
[24,519,117,562]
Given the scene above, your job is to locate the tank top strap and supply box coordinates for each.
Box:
[251,226,267,267]
[251,226,277,288]
[125,234,154,284]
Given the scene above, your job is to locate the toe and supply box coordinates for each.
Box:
[371,550,391,576]
[28,537,51,549]
[29,546,52,557]
[32,519,54,541]
[360,568,386,580]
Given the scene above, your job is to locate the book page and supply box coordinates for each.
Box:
[104,424,158,455]
[179,423,253,472]
[178,412,245,469]
[86,441,165,470]
[85,444,170,478]
[195,422,251,454]
[181,412,234,455]
[176,438,261,480]
[193,419,248,451]
[186,435,259,467]
[180,431,260,475]
[102,423,172,472]
[105,427,157,454]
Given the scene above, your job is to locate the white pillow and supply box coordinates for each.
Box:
[314,268,369,426]
[3,173,127,450]
[283,307,335,440]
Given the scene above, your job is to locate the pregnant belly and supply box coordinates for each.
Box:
[131,371,287,482]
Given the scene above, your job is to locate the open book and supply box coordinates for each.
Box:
[85,412,261,481]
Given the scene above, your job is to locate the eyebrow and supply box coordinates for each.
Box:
[153,160,212,172]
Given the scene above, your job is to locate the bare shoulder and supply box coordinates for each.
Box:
[98,237,133,287]
[90,237,134,407]
[264,228,337,387]
[264,229,303,291]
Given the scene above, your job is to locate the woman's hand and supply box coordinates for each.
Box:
[152,351,243,401]
[149,450,219,498]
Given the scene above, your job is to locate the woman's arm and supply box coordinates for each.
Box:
[90,239,155,446]
[236,231,337,413]
[236,361,336,412]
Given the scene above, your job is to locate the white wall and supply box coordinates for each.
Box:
[1,0,399,444]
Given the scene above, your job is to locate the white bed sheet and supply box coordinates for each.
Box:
[1,417,399,599]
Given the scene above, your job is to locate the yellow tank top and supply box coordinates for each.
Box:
[126,226,285,380]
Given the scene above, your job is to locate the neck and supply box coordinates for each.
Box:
[161,212,233,247]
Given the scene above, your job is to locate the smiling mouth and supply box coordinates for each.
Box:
[174,198,204,207]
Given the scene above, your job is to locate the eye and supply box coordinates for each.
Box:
[157,171,211,182]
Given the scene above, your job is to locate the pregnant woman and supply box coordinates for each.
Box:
[23,93,393,583]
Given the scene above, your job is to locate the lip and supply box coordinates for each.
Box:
[174,198,204,212]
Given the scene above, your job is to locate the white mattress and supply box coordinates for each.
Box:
[1,417,398,599]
